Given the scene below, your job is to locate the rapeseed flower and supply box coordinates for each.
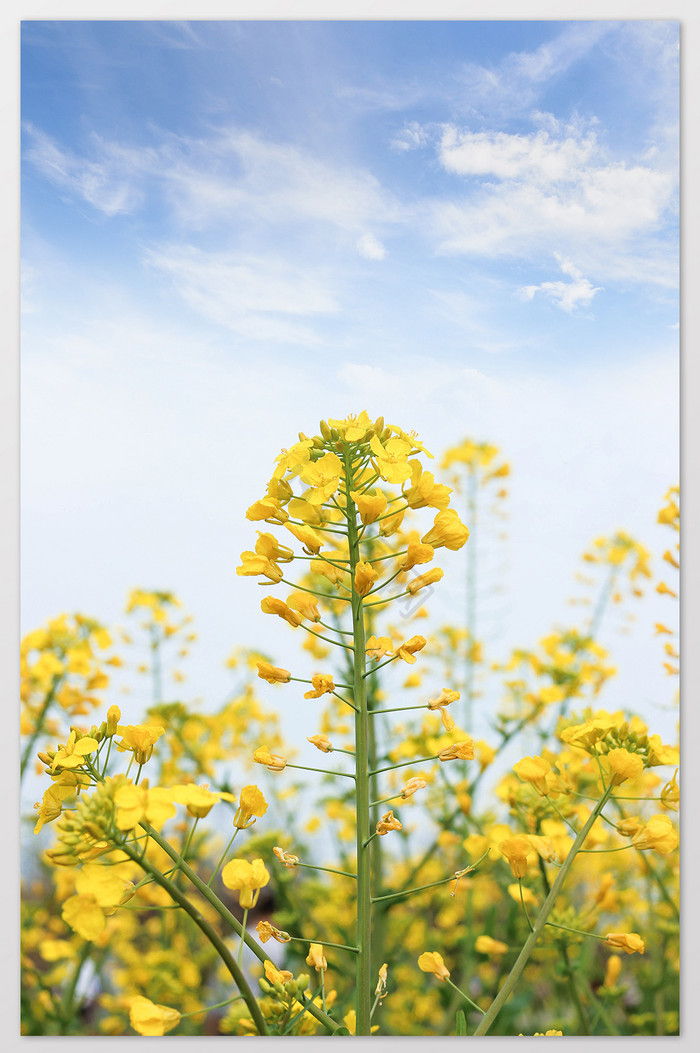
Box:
[417,951,450,981]
[129,996,181,1036]
[221,858,270,908]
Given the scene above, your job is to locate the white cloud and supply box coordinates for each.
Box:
[24,122,401,253]
[144,244,339,343]
[456,22,614,116]
[439,125,596,183]
[169,129,400,236]
[23,123,145,216]
[390,121,431,152]
[430,124,676,285]
[356,233,387,260]
[518,255,602,313]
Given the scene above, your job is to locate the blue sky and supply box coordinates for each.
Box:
[20,20,679,745]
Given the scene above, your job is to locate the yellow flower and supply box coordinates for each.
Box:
[256,661,292,684]
[395,635,427,663]
[426,687,459,731]
[233,785,268,829]
[370,435,413,485]
[407,568,444,595]
[499,836,533,878]
[61,894,108,941]
[284,521,324,555]
[236,551,283,583]
[129,996,181,1037]
[646,734,679,766]
[438,739,475,762]
[426,687,460,711]
[114,783,177,831]
[513,755,551,795]
[354,560,378,597]
[245,497,289,525]
[263,959,294,985]
[307,734,333,753]
[399,541,435,571]
[33,776,80,833]
[559,715,617,750]
[606,748,644,786]
[378,505,406,536]
[304,673,335,698]
[256,920,291,944]
[50,730,100,772]
[221,858,270,908]
[421,508,470,551]
[306,942,328,972]
[350,489,388,525]
[260,596,303,627]
[287,590,321,622]
[171,783,236,819]
[253,745,287,772]
[327,410,374,442]
[255,531,294,563]
[400,776,427,799]
[632,813,678,854]
[604,932,645,954]
[417,950,450,981]
[114,724,166,765]
[660,769,679,811]
[366,635,394,660]
[403,463,452,510]
[299,451,342,504]
[475,935,509,955]
[376,811,402,835]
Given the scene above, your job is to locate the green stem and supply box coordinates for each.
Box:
[345,445,373,1036]
[122,836,269,1035]
[238,907,248,967]
[294,861,356,880]
[371,875,457,904]
[446,976,485,1016]
[472,784,613,1035]
[286,762,355,779]
[288,937,359,954]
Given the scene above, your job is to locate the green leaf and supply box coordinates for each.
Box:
[331,1026,352,1036]
[456,1009,467,1036]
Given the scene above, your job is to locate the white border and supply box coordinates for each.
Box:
[4,3,695,1048]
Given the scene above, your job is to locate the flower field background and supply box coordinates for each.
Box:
[20,415,680,1037]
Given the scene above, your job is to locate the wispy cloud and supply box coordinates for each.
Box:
[144,244,339,343]
[23,122,402,248]
[23,123,147,216]
[455,22,615,117]
[164,129,400,236]
[356,233,386,260]
[517,255,602,313]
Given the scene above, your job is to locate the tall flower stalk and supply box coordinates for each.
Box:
[240,412,470,1033]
